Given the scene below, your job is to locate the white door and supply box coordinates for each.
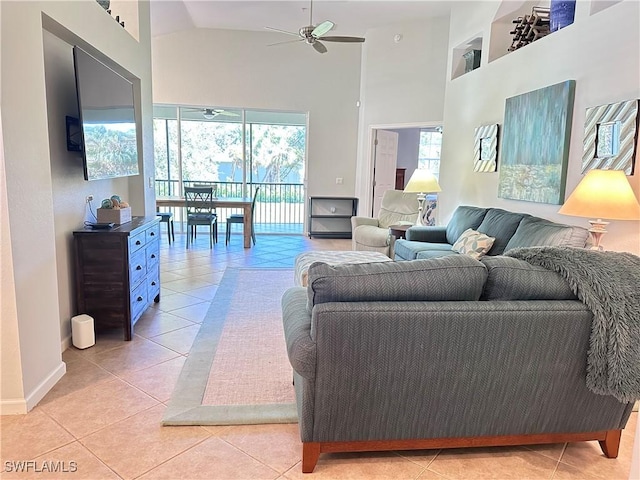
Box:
[371,129,399,216]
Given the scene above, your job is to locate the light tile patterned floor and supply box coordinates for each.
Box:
[0,231,636,479]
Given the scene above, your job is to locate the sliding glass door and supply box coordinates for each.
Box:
[153,105,307,233]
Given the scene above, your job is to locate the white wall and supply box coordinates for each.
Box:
[1,111,26,410]
[151,28,362,199]
[0,0,154,413]
[440,0,640,254]
[355,17,450,215]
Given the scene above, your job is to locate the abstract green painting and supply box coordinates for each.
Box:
[498,80,575,204]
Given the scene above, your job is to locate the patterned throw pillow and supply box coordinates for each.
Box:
[452,228,496,259]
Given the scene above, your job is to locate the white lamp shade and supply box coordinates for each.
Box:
[403,170,442,193]
[558,170,640,220]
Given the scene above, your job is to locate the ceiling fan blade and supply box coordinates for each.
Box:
[267,38,305,47]
[312,20,334,38]
[321,36,365,43]
[264,26,300,37]
[214,110,240,117]
[312,41,327,54]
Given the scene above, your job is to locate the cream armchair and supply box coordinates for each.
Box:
[351,190,419,257]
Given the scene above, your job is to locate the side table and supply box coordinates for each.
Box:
[389,224,411,240]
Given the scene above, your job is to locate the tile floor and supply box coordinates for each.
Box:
[1,230,637,479]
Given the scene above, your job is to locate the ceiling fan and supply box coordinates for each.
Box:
[265,0,365,54]
[184,108,240,120]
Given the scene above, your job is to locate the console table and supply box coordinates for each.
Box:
[73,216,161,341]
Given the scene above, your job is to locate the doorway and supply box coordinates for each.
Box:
[369,124,442,218]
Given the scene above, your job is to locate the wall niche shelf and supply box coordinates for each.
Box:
[488,1,553,63]
[451,36,484,80]
[487,0,620,63]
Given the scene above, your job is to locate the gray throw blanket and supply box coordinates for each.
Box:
[506,246,640,403]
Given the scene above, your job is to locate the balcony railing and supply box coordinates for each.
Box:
[156,179,305,233]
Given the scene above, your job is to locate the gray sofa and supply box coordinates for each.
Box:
[281,255,633,473]
[394,205,590,261]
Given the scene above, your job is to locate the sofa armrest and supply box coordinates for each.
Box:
[406,226,448,242]
[351,216,380,229]
[282,287,316,379]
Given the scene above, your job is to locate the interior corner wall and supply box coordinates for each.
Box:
[0,113,27,414]
[355,17,450,215]
[1,0,154,412]
[440,0,640,254]
[151,28,362,199]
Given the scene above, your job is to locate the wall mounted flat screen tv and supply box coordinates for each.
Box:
[72,46,140,181]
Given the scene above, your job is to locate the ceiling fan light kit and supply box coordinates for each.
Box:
[265,0,365,54]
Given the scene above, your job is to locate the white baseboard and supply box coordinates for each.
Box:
[61,334,71,352]
[1,359,67,415]
[634,401,639,412]
[24,361,66,412]
[0,398,28,415]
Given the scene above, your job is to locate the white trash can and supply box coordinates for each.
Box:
[71,314,95,349]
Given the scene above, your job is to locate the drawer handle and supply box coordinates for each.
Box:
[137,296,143,302]
[135,240,141,246]
[151,281,157,286]
[136,265,142,271]
[149,232,155,237]
[150,254,156,259]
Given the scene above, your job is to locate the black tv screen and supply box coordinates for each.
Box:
[73,46,140,181]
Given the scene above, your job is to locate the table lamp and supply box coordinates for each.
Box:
[403,170,442,226]
[558,169,640,250]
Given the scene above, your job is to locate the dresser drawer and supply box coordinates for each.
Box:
[146,242,159,272]
[130,281,147,325]
[129,249,147,287]
[146,223,160,244]
[129,230,146,253]
[147,265,160,301]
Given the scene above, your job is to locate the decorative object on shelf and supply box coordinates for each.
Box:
[582,99,638,175]
[96,0,110,10]
[463,49,481,73]
[550,0,576,32]
[473,124,499,172]
[558,169,640,250]
[97,194,131,224]
[403,170,442,226]
[509,6,550,52]
[498,80,575,204]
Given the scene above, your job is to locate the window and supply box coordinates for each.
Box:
[418,128,442,176]
[153,105,307,232]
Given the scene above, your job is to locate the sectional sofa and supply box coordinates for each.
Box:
[394,205,590,260]
[281,254,635,472]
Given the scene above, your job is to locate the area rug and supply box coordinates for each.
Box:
[162,268,298,425]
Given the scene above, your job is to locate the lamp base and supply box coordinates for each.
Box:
[588,219,609,251]
[415,193,426,226]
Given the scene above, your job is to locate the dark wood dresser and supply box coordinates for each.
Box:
[73,216,161,341]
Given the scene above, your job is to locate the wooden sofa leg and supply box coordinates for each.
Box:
[599,429,622,458]
[302,442,321,473]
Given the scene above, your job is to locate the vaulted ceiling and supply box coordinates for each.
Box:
[150,1,456,37]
